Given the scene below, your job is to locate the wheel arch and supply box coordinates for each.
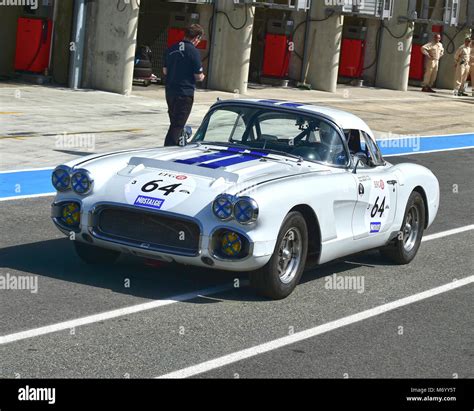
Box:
[413,186,429,229]
[289,204,322,262]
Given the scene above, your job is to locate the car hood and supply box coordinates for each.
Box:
[71,144,331,216]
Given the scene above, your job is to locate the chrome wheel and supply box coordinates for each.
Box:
[277,227,302,284]
[403,205,420,252]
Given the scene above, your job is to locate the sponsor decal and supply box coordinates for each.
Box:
[374,179,385,189]
[134,195,165,210]
[156,171,188,180]
[125,172,197,211]
[358,175,371,182]
[370,222,382,233]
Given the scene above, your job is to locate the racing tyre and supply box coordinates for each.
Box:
[250,212,308,300]
[74,241,120,265]
[380,191,425,264]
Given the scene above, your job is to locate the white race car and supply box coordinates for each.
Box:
[51,99,440,299]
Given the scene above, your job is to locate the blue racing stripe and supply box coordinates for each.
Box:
[257,99,280,105]
[175,151,233,165]
[280,102,304,108]
[198,154,258,169]
[174,148,246,165]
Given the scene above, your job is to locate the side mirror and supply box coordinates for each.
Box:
[352,153,368,174]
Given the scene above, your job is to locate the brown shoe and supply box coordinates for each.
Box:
[428,87,436,93]
[421,87,429,92]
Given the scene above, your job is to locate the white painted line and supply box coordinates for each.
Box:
[0,193,56,202]
[384,146,474,157]
[0,167,54,174]
[422,224,474,242]
[0,283,234,345]
[157,276,474,379]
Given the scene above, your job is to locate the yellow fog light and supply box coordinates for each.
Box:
[61,202,81,227]
[221,231,242,257]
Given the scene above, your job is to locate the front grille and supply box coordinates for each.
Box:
[93,206,201,256]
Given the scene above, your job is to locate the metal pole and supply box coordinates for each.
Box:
[69,0,87,89]
[300,3,312,83]
[206,0,218,89]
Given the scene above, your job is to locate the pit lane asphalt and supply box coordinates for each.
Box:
[0,149,472,378]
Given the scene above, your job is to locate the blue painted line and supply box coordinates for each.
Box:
[378,133,474,156]
[0,133,472,200]
[0,169,54,199]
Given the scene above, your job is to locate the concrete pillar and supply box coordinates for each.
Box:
[51,0,74,85]
[362,19,381,86]
[305,2,343,92]
[196,4,213,77]
[288,11,307,82]
[437,1,471,90]
[376,0,414,91]
[82,0,139,95]
[208,1,254,94]
[0,6,22,77]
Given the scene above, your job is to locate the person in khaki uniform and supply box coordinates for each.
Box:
[421,34,444,93]
[471,38,474,97]
[453,38,471,96]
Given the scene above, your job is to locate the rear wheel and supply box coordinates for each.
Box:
[380,191,425,264]
[250,212,308,300]
[74,241,121,265]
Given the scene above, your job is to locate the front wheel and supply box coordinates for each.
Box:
[74,241,121,265]
[380,191,425,264]
[250,212,308,300]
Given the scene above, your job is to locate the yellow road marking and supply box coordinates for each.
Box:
[0,128,144,140]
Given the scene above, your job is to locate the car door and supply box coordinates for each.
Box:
[351,131,398,240]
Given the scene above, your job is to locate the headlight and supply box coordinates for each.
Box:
[71,169,94,195]
[212,194,234,221]
[52,165,71,192]
[60,202,81,227]
[233,197,259,225]
[220,231,243,257]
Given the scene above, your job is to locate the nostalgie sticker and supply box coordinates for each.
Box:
[125,170,196,211]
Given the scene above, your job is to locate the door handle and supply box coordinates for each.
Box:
[387,180,397,185]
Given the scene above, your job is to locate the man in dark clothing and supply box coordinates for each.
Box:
[163,24,205,146]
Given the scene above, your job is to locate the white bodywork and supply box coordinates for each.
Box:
[52,100,440,271]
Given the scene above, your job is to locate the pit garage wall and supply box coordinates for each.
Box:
[82,0,139,95]
[0,6,23,77]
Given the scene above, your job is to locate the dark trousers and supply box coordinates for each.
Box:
[164,94,194,147]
